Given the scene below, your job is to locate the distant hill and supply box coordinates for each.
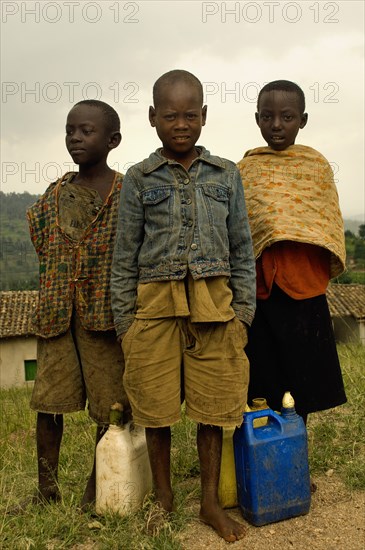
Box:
[0,191,40,290]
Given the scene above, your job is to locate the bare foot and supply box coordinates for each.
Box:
[6,491,60,515]
[36,490,61,505]
[145,503,172,536]
[310,480,317,494]
[154,489,173,513]
[200,502,246,543]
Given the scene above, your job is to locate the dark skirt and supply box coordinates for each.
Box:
[246,284,347,417]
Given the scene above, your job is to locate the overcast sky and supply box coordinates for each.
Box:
[1,0,364,217]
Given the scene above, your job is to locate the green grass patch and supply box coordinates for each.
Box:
[307,344,365,490]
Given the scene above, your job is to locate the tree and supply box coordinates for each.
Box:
[354,240,365,262]
[359,224,365,239]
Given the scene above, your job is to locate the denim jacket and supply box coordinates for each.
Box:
[111,147,256,335]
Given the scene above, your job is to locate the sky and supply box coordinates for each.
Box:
[1,0,364,218]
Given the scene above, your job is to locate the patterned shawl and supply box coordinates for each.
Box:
[237,144,346,278]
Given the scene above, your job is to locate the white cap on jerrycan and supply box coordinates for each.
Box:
[282,392,295,409]
[281,391,300,419]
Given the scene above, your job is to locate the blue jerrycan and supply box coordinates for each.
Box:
[233,392,311,526]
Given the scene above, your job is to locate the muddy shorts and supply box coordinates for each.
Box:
[122,316,249,428]
[31,313,130,424]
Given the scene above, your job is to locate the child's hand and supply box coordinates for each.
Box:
[240,320,249,333]
[239,319,248,347]
[117,332,127,344]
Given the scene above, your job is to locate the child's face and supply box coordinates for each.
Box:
[65,105,119,166]
[149,81,207,167]
[255,90,308,150]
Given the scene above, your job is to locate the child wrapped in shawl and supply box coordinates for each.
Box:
[237,80,347,427]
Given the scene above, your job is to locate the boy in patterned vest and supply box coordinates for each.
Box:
[26,100,130,510]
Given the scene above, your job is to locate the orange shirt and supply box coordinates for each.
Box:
[256,241,330,300]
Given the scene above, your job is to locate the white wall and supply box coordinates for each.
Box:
[359,321,365,346]
[332,316,361,345]
[0,337,37,388]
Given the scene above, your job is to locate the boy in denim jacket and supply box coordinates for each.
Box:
[111,70,255,541]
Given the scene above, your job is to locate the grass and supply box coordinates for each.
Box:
[307,344,365,489]
[1,343,364,549]
[0,389,199,549]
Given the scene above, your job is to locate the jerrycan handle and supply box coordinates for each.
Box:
[244,409,284,439]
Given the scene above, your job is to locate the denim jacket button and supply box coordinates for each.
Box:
[190,243,198,250]
[184,178,190,185]
[186,198,192,205]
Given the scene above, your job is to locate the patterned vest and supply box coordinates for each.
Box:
[27,172,123,337]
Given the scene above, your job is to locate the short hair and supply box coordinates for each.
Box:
[73,99,120,132]
[153,69,204,107]
[257,80,306,114]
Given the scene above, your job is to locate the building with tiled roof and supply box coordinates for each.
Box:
[326,284,365,320]
[0,290,38,388]
[0,285,364,388]
[326,284,365,345]
[0,290,38,338]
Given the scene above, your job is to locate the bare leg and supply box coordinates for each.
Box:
[145,427,173,512]
[36,412,63,502]
[7,413,62,514]
[80,425,106,510]
[197,424,246,543]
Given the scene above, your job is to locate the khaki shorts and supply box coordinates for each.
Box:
[31,313,130,424]
[122,316,249,428]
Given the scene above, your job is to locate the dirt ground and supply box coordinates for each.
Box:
[177,474,365,550]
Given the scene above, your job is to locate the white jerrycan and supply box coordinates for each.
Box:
[95,403,152,516]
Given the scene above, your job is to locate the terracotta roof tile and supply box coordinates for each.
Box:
[0,291,38,338]
[327,284,365,320]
